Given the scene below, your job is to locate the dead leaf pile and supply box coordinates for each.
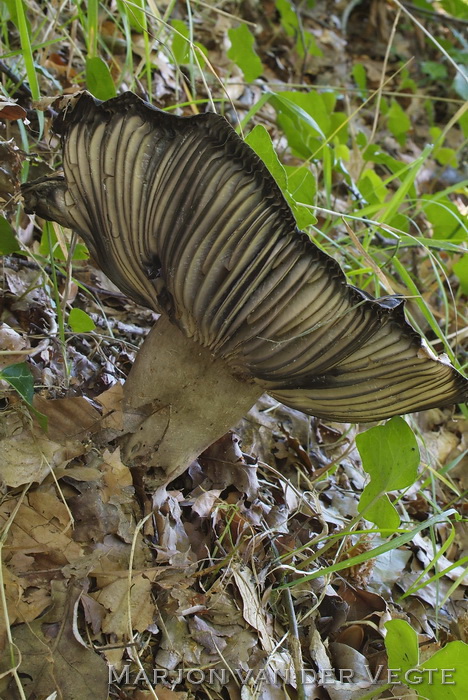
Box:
[1,0,467,698]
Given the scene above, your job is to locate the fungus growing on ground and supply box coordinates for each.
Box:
[22,92,468,485]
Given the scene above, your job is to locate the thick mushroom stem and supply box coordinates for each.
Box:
[122,315,263,485]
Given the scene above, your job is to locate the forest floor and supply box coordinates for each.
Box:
[0,1,467,699]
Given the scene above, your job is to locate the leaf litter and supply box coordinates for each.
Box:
[1,1,467,698]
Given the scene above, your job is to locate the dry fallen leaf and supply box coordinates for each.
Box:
[196,432,259,500]
[33,394,103,439]
[0,100,28,121]
[232,564,274,654]
[0,413,83,488]
[5,581,108,700]
[91,573,155,638]
[95,381,124,432]
[0,493,83,562]
[0,323,30,370]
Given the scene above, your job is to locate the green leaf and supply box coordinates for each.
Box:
[0,362,34,404]
[68,308,96,333]
[245,124,287,190]
[410,0,436,10]
[3,0,19,24]
[459,110,468,138]
[39,225,89,260]
[277,0,322,60]
[434,146,457,167]
[356,131,367,148]
[378,145,432,226]
[85,57,117,100]
[273,91,345,145]
[357,417,420,528]
[400,75,417,93]
[299,32,322,59]
[171,19,191,64]
[71,243,90,260]
[269,92,327,159]
[40,226,63,259]
[430,126,458,167]
[285,165,317,227]
[123,0,146,31]
[379,95,389,116]
[453,63,468,101]
[227,24,263,83]
[274,92,329,138]
[170,19,207,67]
[352,62,367,97]
[385,621,468,700]
[0,215,21,254]
[0,361,48,430]
[422,195,468,241]
[245,126,316,228]
[363,145,411,178]
[387,99,411,146]
[420,641,468,699]
[421,60,448,81]
[335,143,350,161]
[453,255,468,294]
[440,0,468,20]
[358,169,388,204]
[385,619,419,673]
[386,211,410,234]
[276,0,298,36]
[329,112,348,144]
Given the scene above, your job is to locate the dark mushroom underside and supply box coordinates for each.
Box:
[22,91,467,427]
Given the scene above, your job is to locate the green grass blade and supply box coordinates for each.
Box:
[13,0,44,136]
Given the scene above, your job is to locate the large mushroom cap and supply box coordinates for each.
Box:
[22,91,467,422]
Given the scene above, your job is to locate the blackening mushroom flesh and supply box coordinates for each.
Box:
[22,92,468,485]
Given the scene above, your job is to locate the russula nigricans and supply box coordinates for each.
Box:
[22,92,468,484]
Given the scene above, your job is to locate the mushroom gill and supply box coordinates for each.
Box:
[22,91,468,484]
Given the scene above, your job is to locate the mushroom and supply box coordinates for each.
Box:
[22,91,467,485]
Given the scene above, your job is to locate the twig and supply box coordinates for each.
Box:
[0,59,32,100]
[3,254,128,300]
[369,6,401,146]
[282,585,306,700]
[392,0,468,86]
[402,1,468,26]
